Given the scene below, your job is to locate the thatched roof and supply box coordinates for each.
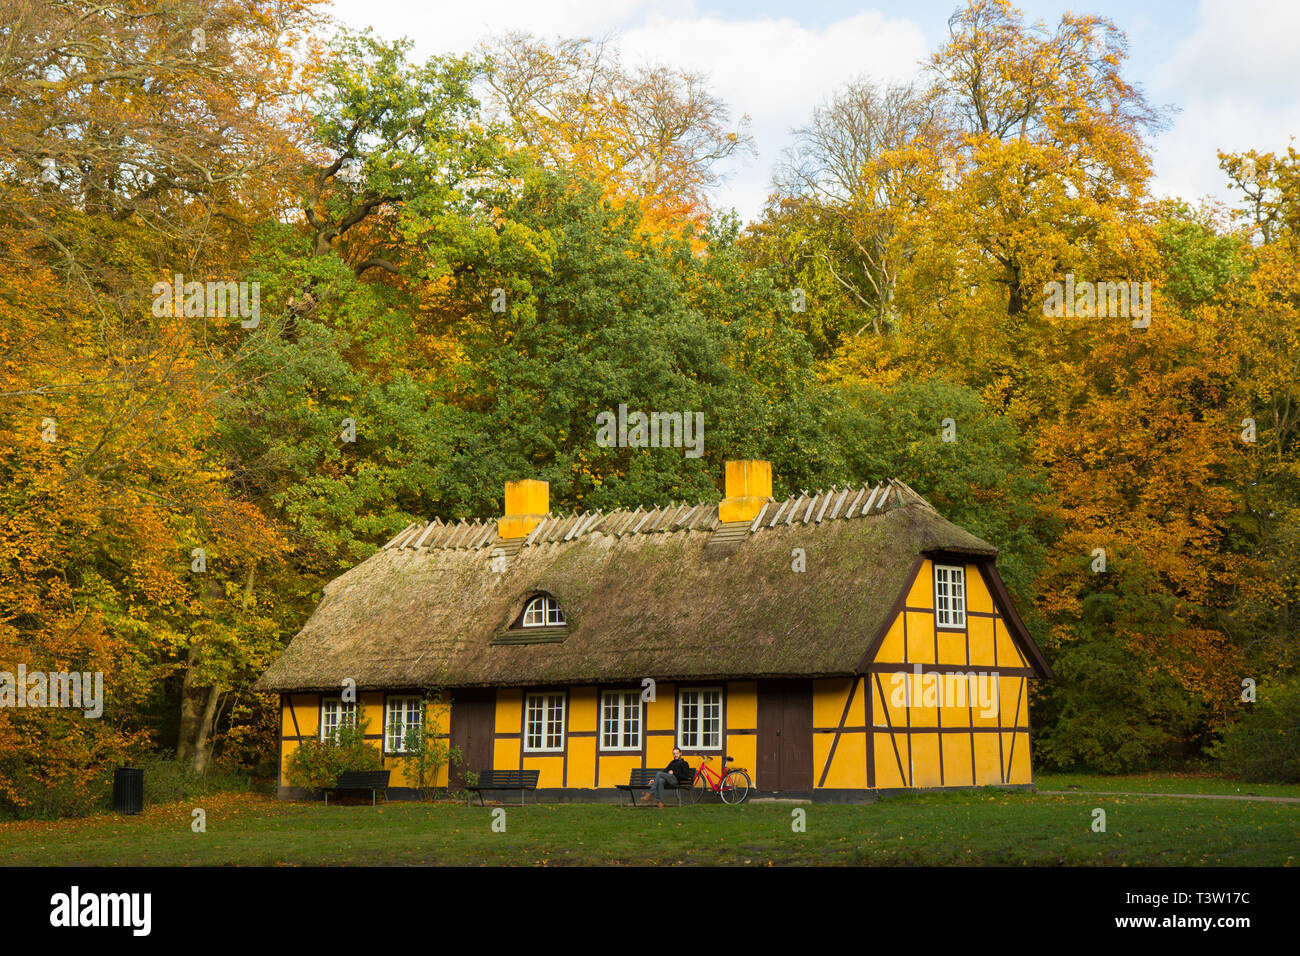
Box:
[255,480,1002,692]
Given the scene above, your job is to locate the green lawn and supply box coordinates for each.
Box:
[1035,772,1300,798]
[1,785,1296,866]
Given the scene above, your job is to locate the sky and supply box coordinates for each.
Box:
[326,0,1300,224]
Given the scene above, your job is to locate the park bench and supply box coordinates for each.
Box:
[616,767,694,807]
[465,769,540,806]
[323,770,390,806]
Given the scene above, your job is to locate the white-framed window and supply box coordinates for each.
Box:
[521,594,565,627]
[600,691,642,751]
[320,697,357,742]
[384,696,424,753]
[524,692,566,752]
[677,688,722,750]
[935,564,966,628]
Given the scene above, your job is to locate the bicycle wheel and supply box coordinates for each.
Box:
[719,769,751,805]
[687,772,708,804]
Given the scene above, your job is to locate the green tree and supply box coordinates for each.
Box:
[828,377,1057,606]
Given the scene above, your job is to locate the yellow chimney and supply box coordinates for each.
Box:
[498,479,549,539]
[719,459,772,523]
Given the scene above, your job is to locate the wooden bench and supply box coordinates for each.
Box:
[616,768,694,807]
[323,770,390,806]
[465,769,540,806]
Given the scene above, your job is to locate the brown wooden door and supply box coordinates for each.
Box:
[756,680,813,791]
[449,689,495,788]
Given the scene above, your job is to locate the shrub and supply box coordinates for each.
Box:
[137,753,256,805]
[393,694,462,800]
[284,713,383,789]
[0,708,136,819]
[0,766,116,820]
[1035,631,1203,773]
[1209,678,1300,783]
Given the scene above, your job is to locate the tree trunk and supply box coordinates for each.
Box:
[192,686,222,775]
[178,643,229,773]
[1006,261,1025,315]
[177,564,254,772]
[176,641,202,766]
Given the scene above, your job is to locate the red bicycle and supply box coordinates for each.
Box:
[686,754,751,805]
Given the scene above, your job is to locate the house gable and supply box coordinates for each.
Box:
[848,553,1051,790]
[856,553,1052,679]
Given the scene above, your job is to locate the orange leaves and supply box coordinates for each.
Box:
[806,6,1290,749]
[480,33,753,235]
[0,2,323,796]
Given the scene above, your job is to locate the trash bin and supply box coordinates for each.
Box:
[112,766,144,815]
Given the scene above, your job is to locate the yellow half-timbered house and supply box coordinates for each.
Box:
[255,460,1051,800]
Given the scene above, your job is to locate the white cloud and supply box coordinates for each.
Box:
[326,1,928,221]
[1156,0,1300,106]
[619,10,928,219]
[1151,99,1300,208]
[1147,0,1300,207]
[325,0,1296,221]
[327,0,663,57]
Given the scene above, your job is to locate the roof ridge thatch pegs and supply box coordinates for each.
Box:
[521,519,545,547]
[614,507,643,537]
[383,522,419,549]
[815,487,835,522]
[416,520,445,550]
[404,522,434,549]
[452,520,478,549]
[630,508,655,535]
[642,505,661,533]
[767,496,791,527]
[786,495,803,525]
[841,489,861,519]
[651,505,674,533]
[540,515,566,543]
[881,482,898,511]
[578,510,604,536]
[828,487,850,520]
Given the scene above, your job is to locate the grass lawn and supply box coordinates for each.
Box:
[1,783,1296,866]
[1035,772,1300,798]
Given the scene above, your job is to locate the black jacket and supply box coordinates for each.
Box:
[666,757,692,785]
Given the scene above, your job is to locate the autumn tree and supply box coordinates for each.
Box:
[0,0,322,784]
[1215,147,1300,682]
[479,31,754,231]
[757,79,947,349]
[918,0,1166,317]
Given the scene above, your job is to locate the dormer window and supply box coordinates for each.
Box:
[495,592,569,645]
[520,594,565,627]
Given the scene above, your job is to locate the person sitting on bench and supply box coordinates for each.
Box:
[643,747,693,807]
